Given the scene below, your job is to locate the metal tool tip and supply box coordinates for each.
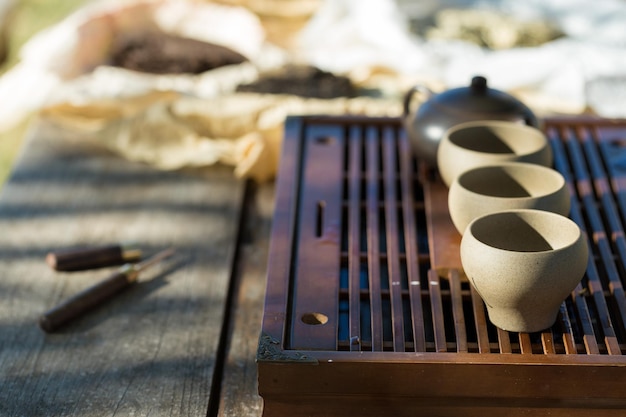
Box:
[135,247,176,272]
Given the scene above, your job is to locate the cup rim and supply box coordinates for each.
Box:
[444,119,547,156]
[452,162,566,201]
[465,209,582,254]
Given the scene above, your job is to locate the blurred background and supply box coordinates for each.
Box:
[0,0,625,187]
[0,0,86,186]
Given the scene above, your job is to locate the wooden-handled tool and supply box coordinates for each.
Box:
[46,243,142,271]
[39,248,175,333]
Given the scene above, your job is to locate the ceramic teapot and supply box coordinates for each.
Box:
[402,76,538,165]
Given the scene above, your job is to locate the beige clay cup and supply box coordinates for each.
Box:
[460,209,588,333]
[448,162,570,235]
[437,120,553,187]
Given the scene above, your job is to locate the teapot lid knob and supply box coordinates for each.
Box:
[470,76,488,94]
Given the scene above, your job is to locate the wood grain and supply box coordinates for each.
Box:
[0,120,245,416]
[217,182,273,417]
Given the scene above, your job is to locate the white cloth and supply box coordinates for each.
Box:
[298,0,626,115]
[0,0,277,132]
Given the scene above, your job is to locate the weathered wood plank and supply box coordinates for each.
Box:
[0,120,245,416]
[217,182,273,417]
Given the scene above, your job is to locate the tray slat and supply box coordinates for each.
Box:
[382,126,406,352]
[365,126,385,351]
[448,269,468,352]
[497,327,512,353]
[559,302,578,354]
[290,124,344,350]
[428,270,447,352]
[398,127,427,351]
[347,125,362,351]
[469,283,491,353]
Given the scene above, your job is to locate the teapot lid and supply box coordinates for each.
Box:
[432,76,533,117]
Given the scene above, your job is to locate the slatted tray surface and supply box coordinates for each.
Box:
[258,116,626,416]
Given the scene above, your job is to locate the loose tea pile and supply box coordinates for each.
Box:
[423,9,564,50]
[110,30,249,74]
[236,64,356,98]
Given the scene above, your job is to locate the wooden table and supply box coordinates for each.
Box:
[0,119,270,416]
[7,115,626,416]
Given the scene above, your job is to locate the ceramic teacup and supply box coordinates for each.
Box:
[460,209,588,333]
[448,162,570,235]
[437,120,553,187]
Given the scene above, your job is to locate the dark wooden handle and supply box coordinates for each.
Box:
[46,245,136,271]
[39,272,134,332]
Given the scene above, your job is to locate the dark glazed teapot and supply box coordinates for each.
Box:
[402,76,538,165]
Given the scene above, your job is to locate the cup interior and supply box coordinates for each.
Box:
[457,163,564,198]
[469,210,579,253]
[448,124,545,156]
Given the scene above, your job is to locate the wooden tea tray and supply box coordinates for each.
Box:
[258,115,626,416]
